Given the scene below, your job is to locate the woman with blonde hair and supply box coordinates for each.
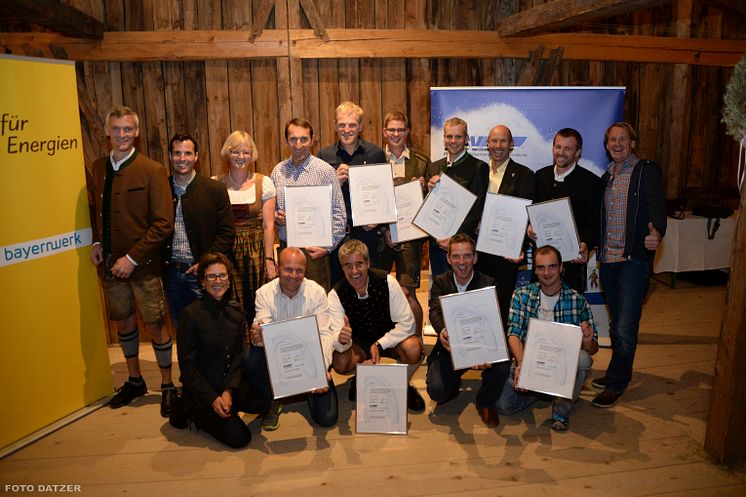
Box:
[214,131,277,323]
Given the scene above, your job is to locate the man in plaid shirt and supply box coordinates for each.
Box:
[496,245,598,432]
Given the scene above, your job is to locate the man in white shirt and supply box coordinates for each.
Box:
[328,240,426,412]
[242,247,338,431]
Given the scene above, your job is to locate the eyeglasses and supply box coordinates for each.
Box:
[229,149,252,157]
[205,272,229,282]
[385,128,408,134]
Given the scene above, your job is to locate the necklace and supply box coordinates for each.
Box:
[227,170,249,188]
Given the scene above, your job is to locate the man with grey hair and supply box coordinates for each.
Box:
[87,105,175,416]
[328,239,425,412]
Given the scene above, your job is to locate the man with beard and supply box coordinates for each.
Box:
[529,128,600,292]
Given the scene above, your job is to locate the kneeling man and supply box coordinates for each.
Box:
[497,245,598,431]
[426,234,511,427]
[242,247,338,431]
[328,240,425,412]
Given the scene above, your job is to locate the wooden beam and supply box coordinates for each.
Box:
[701,0,746,17]
[2,29,746,67]
[0,0,105,40]
[498,0,673,37]
[705,187,746,464]
[249,0,274,43]
[517,44,545,85]
[299,0,330,42]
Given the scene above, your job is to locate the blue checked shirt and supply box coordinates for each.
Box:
[507,282,598,342]
[171,174,196,264]
[271,154,347,252]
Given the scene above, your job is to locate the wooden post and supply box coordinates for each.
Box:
[705,189,746,463]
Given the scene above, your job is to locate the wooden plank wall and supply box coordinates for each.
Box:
[72,0,744,203]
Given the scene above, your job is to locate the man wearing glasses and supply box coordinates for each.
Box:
[377,111,430,292]
[163,133,234,325]
[318,101,386,284]
[86,105,175,416]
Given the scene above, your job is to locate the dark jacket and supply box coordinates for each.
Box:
[427,270,497,362]
[600,159,667,262]
[497,159,535,201]
[177,295,246,407]
[427,153,489,238]
[164,173,235,266]
[535,163,600,249]
[318,139,387,227]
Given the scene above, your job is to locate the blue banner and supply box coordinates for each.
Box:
[430,87,625,177]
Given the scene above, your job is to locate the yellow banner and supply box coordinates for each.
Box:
[0,55,112,451]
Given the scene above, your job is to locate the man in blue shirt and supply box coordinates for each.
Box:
[497,245,599,432]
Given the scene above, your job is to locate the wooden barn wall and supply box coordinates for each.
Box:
[71,0,745,199]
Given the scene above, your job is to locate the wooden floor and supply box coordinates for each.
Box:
[2,276,745,496]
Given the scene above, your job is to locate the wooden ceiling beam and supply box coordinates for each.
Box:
[701,0,746,17]
[497,0,673,37]
[2,29,745,67]
[0,0,105,40]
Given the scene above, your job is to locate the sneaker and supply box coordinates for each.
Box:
[407,385,426,412]
[591,376,606,389]
[592,389,622,408]
[161,386,177,418]
[261,401,283,431]
[110,380,147,409]
[348,376,357,402]
[551,418,569,432]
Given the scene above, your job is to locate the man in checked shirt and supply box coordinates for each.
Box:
[271,118,347,292]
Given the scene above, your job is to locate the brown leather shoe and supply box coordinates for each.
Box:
[477,405,499,427]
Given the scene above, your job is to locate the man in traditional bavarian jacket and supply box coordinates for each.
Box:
[327,239,426,412]
[87,105,175,416]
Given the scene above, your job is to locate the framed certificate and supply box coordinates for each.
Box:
[439,286,510,370]
[389,180,428,243]
[285,184,333,248]
[412,173,476,239]
[516,318,582,399]
[476,193,532,259]
[262,315,329,399]
[348,163,397,226]
[526,197,581,262]
[355,364,408,435]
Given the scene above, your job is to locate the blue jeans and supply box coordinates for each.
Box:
[426,349,511,408]
[600,259,651,393]
[165,265,201,326]
[242,345,338,427]
[428,239,449,277]
[496,350,593,422]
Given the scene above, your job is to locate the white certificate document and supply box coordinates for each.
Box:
[285,185,333,248]
[355,364,408,435]
[476,193,532,259]
[439,286,510,370]
[517,318,582,399]
[348,163,397,226]
[526,197,581,262]
[261,315,328,399]
[412,173,476,239]
[389,180,428,243]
